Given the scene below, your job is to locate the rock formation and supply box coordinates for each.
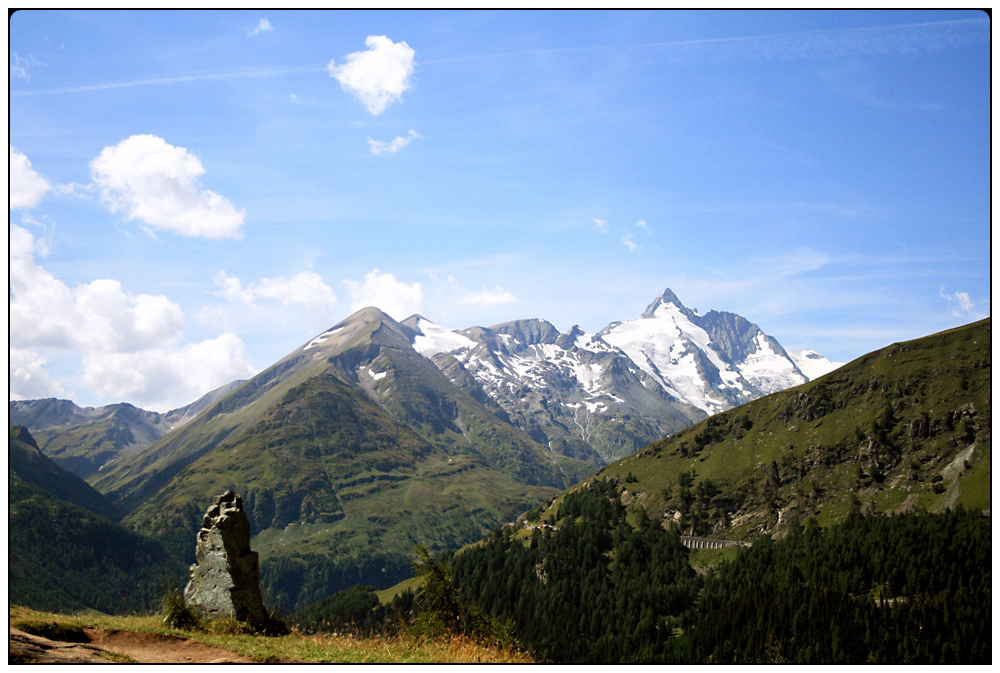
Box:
[183,491,269,629]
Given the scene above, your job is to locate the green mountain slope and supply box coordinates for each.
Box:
[556,318,990,539]
[8,477,186,614]
[96,308,589,512]
[9,426,122,521]
[124,371,566,611]
[100,308,592,611]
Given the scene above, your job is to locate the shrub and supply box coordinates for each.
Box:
[161,589,201,631]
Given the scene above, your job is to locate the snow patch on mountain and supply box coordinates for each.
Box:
[600,299,750,414]
[411,318,478,357]
[305,326,344,350]
[737,333,807,395]
[788,349,843,380]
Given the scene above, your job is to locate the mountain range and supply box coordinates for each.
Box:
[406,288,840,463]
[9,288,842,611]
[557,317,991,539]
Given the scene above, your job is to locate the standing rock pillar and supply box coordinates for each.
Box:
[184,491,270,629]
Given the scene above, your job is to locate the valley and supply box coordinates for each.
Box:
[8,296,989,663]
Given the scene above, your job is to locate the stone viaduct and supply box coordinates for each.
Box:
[680,535,752,550]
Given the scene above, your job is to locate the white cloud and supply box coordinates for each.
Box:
[80,333,255,412]
[435,274,517,310]
[250,18,273,35]
[10,53,43,81]
[939,288,986,320]
[635,219,648,229]
[620,233,637,252]
[592,218,609,233]
[9,223,254,410]
[328,35,415,116]
[90,134,245,239]
[213,270,256,305]
[9,348,68,400]
[344,269,424,320]
[213,270,338,312]
[10,147,51,209]
[460,287,517,307]
[10,224,185,352]
[369,130,422,155]
[252,272,339,313]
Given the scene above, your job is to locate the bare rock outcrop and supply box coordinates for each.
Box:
[183,491,269,629]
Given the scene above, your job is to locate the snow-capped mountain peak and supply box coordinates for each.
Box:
[405,288,841,464]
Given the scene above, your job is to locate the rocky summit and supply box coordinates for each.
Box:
[184,491,269,628]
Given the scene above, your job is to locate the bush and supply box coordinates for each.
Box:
[161,589,201,631]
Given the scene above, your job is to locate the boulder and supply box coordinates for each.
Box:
[183,491,269,629]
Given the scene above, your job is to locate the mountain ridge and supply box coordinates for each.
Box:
[555,317,990,540]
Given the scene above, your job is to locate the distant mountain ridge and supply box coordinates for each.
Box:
[15,289,840,479]
[408,288,841,463]
[9,380,245,481]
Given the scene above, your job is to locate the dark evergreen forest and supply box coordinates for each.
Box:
[443,480,986,663]
[681,504,991,663]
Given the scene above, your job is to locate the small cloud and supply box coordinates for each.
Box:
[90,134,246,239]
[214,269,338,313]
[53,182,94,200]
[939,288,986,321]
[328,35,415,116]
[10,147,51,210]
[460,287,517,307]
[11,52,43,81]
[250,18,273,36]
[252,272,338,313]
[592,218,610,233]
[344,269,424,320]
[635,219,648,229]
[368,130,422,155]
[620,233,637,252]
[436,274,516,309]
[213,270,256,305]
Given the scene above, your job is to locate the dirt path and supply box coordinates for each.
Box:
[10,627,260,663]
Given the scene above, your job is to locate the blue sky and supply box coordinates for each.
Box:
[9,9,991,411]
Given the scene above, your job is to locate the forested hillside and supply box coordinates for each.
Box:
[8,478,187,614]
[447,479,990,663]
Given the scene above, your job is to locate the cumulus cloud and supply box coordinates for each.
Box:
[939,288,986,320]
[344,269,424,320]
[10,224,185,352]
[9,348,68,400]
[90,134,245,239]
[460,287,517,307]
[369,130,422,155]
[635,219,648,229]
[214,270,338,312]
[250,18,273,35]
[620,233,637,252]
[9,223,255,410]
[328,35,415,115]
[10,147,51,209]
[80,333,255,412]
[592,218,609,233]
